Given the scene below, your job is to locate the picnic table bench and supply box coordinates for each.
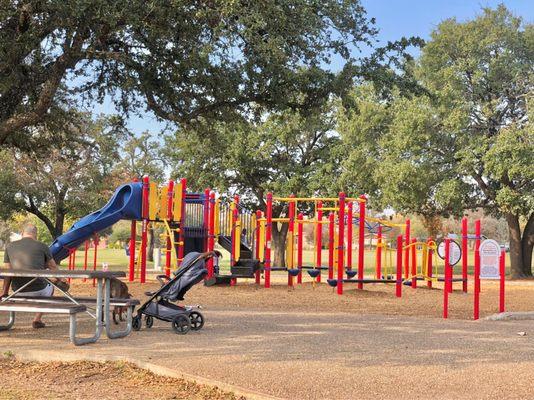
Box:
[0,269,139,345]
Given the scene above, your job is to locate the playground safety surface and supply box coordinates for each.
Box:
[1,279,534,399]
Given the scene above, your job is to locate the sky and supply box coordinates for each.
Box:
[93,0,533,135]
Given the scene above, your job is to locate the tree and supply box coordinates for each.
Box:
[339,6,533,277]
[0,113,126,238]
[0,0,420,150]
[164,104,339,267]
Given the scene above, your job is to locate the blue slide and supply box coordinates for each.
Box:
[49,182,143,263]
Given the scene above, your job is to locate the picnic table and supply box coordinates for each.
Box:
[0,270,139,345]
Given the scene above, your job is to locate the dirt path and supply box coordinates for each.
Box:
[1,279,534,399]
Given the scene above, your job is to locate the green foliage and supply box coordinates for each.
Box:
[0,0,422,150]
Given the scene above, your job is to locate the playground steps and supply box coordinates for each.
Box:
[204,259,262,286]
[218,235,253,259]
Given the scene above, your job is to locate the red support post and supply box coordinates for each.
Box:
[207,191,216,279]
[297,213,303,284]
[165,180,175,278]
[328,212,335,280]
[177,178,187,266]
[255,210,262,284]
[129,177,139,282]
[404,219,411,279]
[140,175,150,284]
[203,188,210,252]
[499,249,505,313]
[316,201,323,283]
[92,234,99,287]
[461,217,468,293]
[396,235,403,298]
[288,195,295,287]
[411,238,417,289]
[347,202,353,276]
[231,195,239,286]
[376,225,382,279]
[337,192,346,295]
[474,220,481,320]
[358,195,366,290]
[83,240,89,283]
[264,193,273,288]
[427,237,433,289]
[443,239,451,319]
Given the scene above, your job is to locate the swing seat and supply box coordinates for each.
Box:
[327,279,338,288]
[287,269,300,277]
[403,280,413,286]
[346,270,357,278]
[307,270,321,278]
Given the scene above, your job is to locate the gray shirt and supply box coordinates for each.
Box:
[4,237,51,292]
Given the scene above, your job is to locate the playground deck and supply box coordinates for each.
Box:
[1,280,534,399]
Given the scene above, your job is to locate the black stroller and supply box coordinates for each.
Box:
[132,253,208,334]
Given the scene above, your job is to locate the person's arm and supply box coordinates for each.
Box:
[2,263,12,297]
[46,258,59,271]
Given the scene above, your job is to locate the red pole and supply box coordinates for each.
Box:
[404,219,410,279]
[316,201,323,283]
[140,175,150,284]
[427,237,433,289]
[499,249,505,313]
[411,238,417,289]
[203,188,210,252]
[297,213,303,284]
[347,202,353,276]
[264,193,273,288]
[67,249,73,284]
[328,212,334,280]
[376,225,382,279]
[255,210,262,284]
[92,234,99,287]
[337,192,346,295]
[461,217,468,292]
[443,238,450,319]
[358,195,366,290]
[128,177,139,282]
[177,178,187,266]
[207,191,216,279]
[165,180,175,278]
[128,221,136,282]
[231,195,239,286]
[396,235,403,298]
[288,195,295,287]
[83,240,89,283]
[474,220,481,320]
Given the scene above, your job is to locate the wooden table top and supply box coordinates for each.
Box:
[0,269,125,279]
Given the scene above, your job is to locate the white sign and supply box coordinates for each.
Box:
[480,239,501,279]
[437,240,462,266]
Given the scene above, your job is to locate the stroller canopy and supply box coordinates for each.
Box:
[162,252,208,301]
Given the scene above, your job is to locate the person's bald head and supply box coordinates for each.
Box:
[22,223,38,239]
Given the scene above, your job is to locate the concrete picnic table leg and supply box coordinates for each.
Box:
[0,312,15,331]
[69,278,104,346]
[104,278,133,339]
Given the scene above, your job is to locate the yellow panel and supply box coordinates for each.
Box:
[148,182,159,220]
[173,181,183,221]
[286,230,294,268]
[159,187,168,220]
[214,199,220,236]
[258,220,265,262]
[234,218,241,261]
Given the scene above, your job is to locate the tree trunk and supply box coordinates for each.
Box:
[53,210,65,239]
[272,222,289,268]
[506,213,528,278]
[521,214,534,276]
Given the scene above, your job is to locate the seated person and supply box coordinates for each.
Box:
[1,223,65,329]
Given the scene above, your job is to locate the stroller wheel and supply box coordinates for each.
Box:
[132,315,142,331]
[172,315,191,335]
[189,311,204,331]
[145,315,154,328]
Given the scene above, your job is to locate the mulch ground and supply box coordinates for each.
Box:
[0,357,244,400]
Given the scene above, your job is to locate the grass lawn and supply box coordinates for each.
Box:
[0,246,514,277]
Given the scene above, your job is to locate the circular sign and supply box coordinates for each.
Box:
[437,239,462,266]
